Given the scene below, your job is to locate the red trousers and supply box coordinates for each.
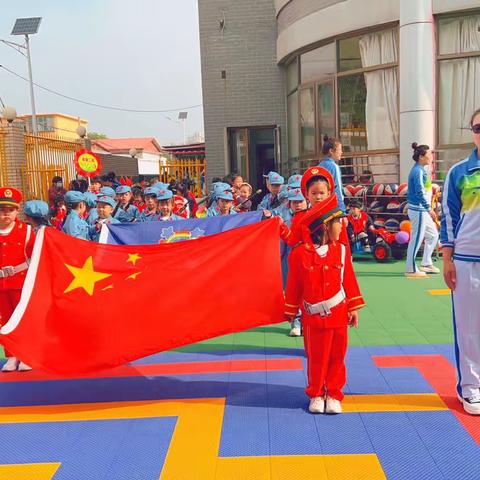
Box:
[303,324,348,401]
[0,289,21,358]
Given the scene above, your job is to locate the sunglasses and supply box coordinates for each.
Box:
[472,124,480,134]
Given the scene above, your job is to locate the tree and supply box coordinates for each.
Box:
[87,131,107,139]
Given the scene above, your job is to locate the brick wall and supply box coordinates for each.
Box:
[198,0,287,184]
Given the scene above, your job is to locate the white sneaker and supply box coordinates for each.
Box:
[405,271,427,278]
[17,362,32,372]
[419,264,440,274]
[325,396,343,414]
[308,396,325,414]
[460,394,480,415]
[289,327,301,337]
[1,357,19,372]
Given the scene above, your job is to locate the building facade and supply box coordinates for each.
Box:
[18,113,88,141]
[199,0,287,190]
[199,0,480,185]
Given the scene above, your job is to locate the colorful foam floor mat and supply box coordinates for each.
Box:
[0,260,475,480]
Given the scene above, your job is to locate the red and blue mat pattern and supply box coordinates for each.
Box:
[0,344,478,479]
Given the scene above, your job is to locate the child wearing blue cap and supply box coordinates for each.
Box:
[89,196,120,241]
[280,187,307,337]
[62,191,89,240]
[156,188,182,221]
[23,200,51,233]
[257,171,285,212]
[139,188,160,221]
[114,186,139,223]
[206,187,237,217]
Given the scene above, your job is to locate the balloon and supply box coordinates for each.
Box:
[395,231,410,245]
[400,220,411,234]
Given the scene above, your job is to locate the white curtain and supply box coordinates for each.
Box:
[439,15,480,145]
[359,29,399,183]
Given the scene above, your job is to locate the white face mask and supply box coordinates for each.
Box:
[56,182,63,188]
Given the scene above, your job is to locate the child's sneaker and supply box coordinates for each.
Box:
[18,362,32,372]
[1,357,19,372]
[325,396,342,414]
[289,326,301,337]
[308,397,325,414]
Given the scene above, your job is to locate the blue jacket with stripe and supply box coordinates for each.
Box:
[407,163,432,212]
[440,148,480,262]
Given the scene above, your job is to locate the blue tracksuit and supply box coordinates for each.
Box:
[318,157,346,212]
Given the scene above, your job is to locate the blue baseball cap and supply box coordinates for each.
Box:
[96,195,116,208]
[278,185,289,202]
[23,200,49,218]
[287,187,305,202]
[263,171,284,185]
[143,187,158,197]
[99,186,116,198]
[65,191,86,204]
[287,174,302,189]
[215,186,234,201]
[213,183,232,199]
[84,192,98,208]
[152,182,169,191]
[156,187,173,201]
[116,185,131,194]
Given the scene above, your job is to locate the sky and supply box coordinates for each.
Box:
[0,0,204,145]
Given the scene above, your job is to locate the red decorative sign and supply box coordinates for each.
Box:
[74,149,102,177]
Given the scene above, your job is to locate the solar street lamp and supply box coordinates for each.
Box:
[178,111,188,144]
[10,17,42,135]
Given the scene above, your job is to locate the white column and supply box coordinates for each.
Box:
[399,0,435,182]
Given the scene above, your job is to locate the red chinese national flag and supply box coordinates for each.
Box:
[0,219,284,375]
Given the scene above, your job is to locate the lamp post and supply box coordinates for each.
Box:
[8,17,42,135]
[178,111,188,144]
[1,106,17,123]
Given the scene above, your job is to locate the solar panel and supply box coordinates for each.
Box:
[11,17,42,36]
[178,112,188,120]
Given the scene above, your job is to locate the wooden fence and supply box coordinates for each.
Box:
[22,134,80,201]
[159,158,206,197]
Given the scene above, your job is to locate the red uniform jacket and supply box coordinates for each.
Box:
[347,211,373,236]
[280,210,350,249]
[284,241,364,329]
[0,220,35,290]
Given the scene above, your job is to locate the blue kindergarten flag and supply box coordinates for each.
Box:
[99,211,263,245]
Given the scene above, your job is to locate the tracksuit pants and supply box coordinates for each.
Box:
[452,261,480,399]
[0,289,21,358]
[303,325,348,401]
[406,209,439,273]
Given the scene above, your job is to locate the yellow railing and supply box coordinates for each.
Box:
[159,158,206,198]
[0,129,7,186]
[22,134,80,201]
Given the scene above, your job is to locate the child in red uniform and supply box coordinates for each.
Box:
[285,189,365,414]
[347,200,375,253]
[0,187,35,372]
[281,166,349,249]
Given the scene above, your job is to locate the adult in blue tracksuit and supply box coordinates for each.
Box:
[441,108,480,415]
[405,143,439,277]
[318,135,346,213]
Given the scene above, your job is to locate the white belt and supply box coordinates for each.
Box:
[0,262,29,278]
[303,290,346,317]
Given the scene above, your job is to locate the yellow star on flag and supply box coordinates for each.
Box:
[64,256,112,296]
[127,253,142,266]
[126,272,142,281]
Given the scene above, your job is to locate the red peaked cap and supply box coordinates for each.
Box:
[0,187,22,207]
[300,166,335,198]
[299,193,344,236]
